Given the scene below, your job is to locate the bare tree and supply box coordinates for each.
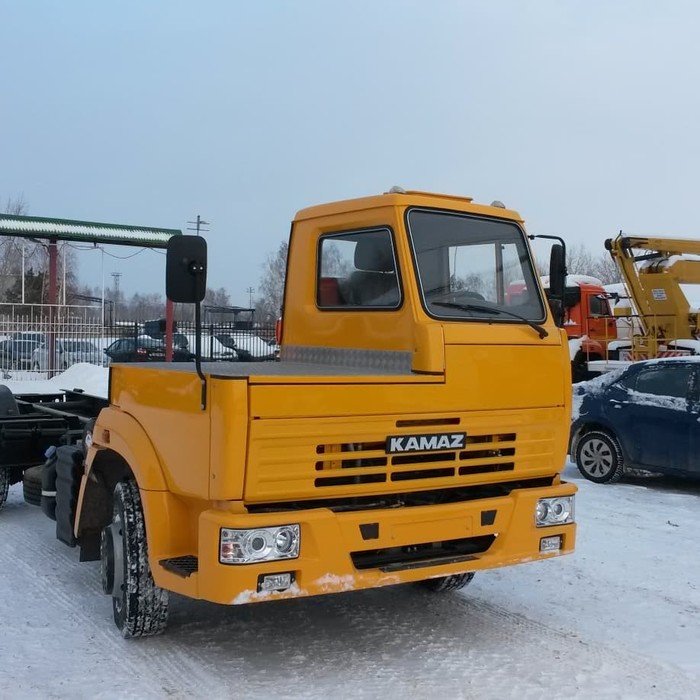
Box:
[0,194,44,301]
[203,287,231,308]
[4,194,28,216]
[256,241,288,322]
[589,252,623,285]
[564,244,597,276]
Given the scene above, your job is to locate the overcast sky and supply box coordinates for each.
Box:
[2,1,700,304]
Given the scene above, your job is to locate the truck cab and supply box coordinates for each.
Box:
[64,189,576,637]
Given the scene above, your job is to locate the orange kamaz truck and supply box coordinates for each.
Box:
[29,189,576,637]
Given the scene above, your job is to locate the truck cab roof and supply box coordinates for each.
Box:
[294,190,524,223]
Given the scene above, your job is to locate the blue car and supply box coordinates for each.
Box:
[570,357,700,483]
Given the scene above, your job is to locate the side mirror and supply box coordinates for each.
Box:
[166,236,208,303]
[548,244,566,327]
[548,244,566,299]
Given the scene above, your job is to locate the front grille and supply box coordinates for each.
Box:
[351,534,495,572]
[314,431,516,488]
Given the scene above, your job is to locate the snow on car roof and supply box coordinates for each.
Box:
[541,274,603,288]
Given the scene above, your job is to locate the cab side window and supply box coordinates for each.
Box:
[589,295,609,317]
[317,229,400,309]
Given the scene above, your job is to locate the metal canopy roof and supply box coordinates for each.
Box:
[0,213,181,248]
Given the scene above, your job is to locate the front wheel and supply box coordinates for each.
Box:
[574,430,625,483]
[418,572,475,592]
[100,480,168,637]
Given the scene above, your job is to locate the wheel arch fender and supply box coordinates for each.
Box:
[580,338,604,356]
[88,407,168,491]
[74,408,168,550]
[571,419,630,464]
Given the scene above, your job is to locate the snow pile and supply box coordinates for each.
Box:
[0,363,109,398]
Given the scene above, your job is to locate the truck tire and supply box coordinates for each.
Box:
[0,466,9,511]
[100,480,168,638]
[23,465,43,506]
[418,572,475,592]
[574,430,625,484]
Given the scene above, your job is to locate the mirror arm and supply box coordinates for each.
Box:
[528,234,567,268]
[194,301,206,410]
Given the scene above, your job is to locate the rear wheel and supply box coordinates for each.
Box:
[0,466,9,511]
[419,572,475,592]
[23,465,43,506]
[100,480,168,638]
[575,430,625,483]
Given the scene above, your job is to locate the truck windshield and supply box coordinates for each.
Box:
[407,208,545,323]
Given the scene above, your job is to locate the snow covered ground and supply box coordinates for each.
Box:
[1,462,698,699]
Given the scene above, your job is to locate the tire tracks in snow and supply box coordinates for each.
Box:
[2,487,699,699]
[0,492,230,699]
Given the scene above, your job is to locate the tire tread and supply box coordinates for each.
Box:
[112,480,168,638]
[419,572,475,592]
[575,430,625,484]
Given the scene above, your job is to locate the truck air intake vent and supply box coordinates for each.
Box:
[395,417,461,428]
[313,432,516,487]
[351,535,495,571]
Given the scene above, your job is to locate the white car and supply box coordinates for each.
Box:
[32,339,102,371]
[215,332,277,361]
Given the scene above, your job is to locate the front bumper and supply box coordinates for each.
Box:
[154,481,576,605]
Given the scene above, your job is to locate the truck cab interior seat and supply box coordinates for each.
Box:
[318,277,341,306]
[340,236,400,306]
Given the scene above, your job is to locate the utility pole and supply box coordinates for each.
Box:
[187,215,210,237]
[246,286,255,308]
[111,272,121,321]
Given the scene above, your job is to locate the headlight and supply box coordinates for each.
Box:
[535,496,574,527]
[219,524,300,564]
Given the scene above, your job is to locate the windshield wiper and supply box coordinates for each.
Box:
[431,301,549,339]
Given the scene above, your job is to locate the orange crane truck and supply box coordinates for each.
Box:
[35,189,576,637]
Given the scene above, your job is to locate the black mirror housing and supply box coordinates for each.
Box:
[548,244,566,327]
[166,236,208,303]
[548,244,566,299]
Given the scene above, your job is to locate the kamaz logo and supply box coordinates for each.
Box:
[386,432,466,454]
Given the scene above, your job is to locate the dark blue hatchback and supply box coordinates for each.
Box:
[570,358,700,483]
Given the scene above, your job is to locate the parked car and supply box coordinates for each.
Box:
[0,339,41,370]
[32,339,102,371]
[202,336,238,361]
[11,331,47,345]
[570,357,700,483]
[104,337,194,363]
[215,332,277,361]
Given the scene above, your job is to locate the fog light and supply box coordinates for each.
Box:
[258,572,294,592]
[220,524,300,564]
[535,496,574,527]
[540,535,562,553]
